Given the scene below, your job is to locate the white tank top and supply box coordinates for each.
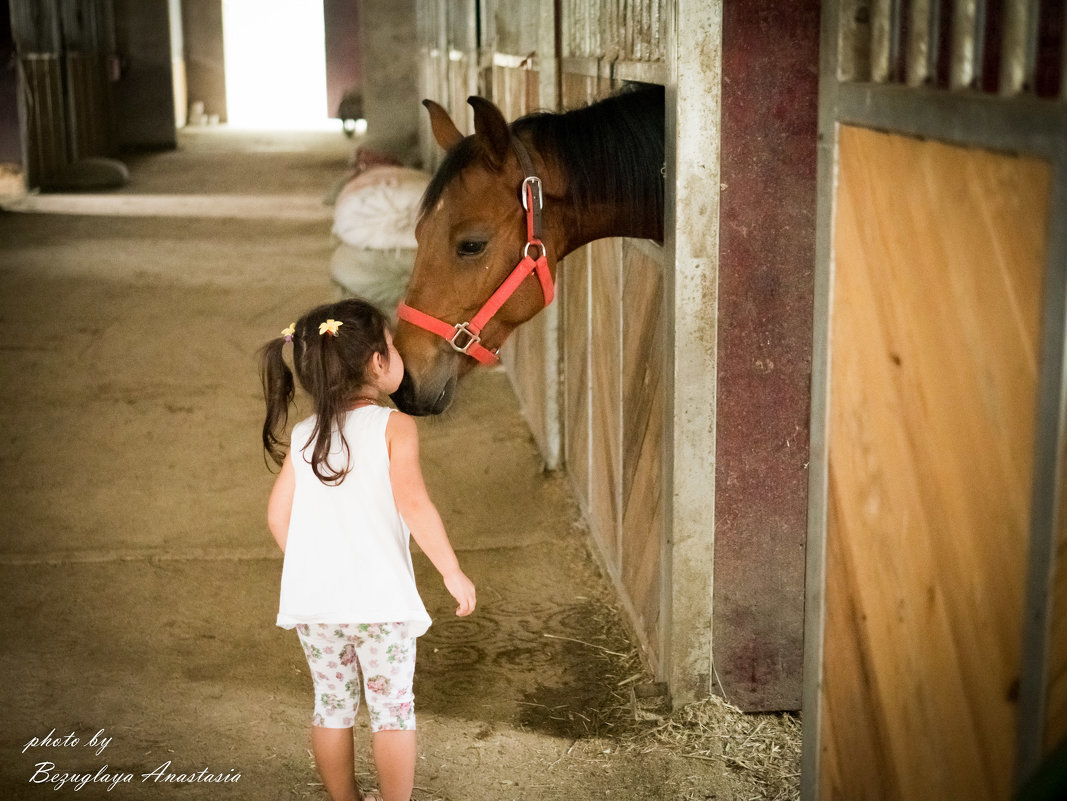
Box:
[276,405,431,635]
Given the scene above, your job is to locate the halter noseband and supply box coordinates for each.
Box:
[396,137,555,366]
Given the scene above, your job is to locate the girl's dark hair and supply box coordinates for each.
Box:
[260,297,391,485]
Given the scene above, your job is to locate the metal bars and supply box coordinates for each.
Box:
[559,0,664,63]
[840,0,1063,97]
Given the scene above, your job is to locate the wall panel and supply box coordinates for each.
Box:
[563,244,591,506]
[822,124,1050,801]
[621,241,665,651]
[16,55,67,188]
[557,68,666,668]
[588,236,623,562]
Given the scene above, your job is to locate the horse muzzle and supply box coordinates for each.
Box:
[391,365,458,416]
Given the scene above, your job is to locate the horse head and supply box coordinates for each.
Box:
[391,96,561,416]
[391,84,665,415]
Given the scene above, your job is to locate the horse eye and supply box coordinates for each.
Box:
[456,240,487,257]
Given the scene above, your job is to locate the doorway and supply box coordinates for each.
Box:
[221,0,331,129]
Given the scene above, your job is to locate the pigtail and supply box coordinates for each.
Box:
[303,329,352,485]
[260,335,295,467]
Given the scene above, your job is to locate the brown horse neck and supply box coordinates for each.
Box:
[513,93,665,256]
[547,197,664,258]
[530,148,663,257]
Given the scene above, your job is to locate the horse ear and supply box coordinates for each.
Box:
[422,99,464,151]
[468,96,511,169]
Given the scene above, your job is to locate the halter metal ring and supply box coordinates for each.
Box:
[524,240,545,260]
[449,321,481,354]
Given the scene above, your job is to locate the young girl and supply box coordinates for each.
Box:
[260,298,476,801]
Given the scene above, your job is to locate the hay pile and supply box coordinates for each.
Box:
[558,594,802,799]
[622,695,802,801]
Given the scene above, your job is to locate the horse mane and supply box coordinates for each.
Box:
[420,83,665,233]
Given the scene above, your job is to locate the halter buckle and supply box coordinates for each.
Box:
[521,176,543,211]
[449,322,481,354]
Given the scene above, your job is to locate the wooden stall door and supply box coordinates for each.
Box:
[823,126,1051,800]
[559,72,667,672]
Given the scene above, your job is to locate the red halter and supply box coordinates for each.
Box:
[396,139,555,365]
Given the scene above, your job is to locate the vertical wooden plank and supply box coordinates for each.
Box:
[823,125,1050,801]
[18,55,68,189]
[503,297,550,457]
[588,236,622,563]
[562,240,590,514]
[560,72,594,516]
[621,242,665,667]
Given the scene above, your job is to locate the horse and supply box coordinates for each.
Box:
[391,83,665,415]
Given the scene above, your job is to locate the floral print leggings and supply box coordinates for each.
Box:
[296,622,417,731]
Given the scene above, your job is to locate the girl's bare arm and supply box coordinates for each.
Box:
[387,412,476,616]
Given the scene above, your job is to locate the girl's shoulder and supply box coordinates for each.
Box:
[383,406,413,425]
[383,407,418,441]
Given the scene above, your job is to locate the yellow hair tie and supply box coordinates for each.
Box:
[281,323,296,342]
[319,319,343,337]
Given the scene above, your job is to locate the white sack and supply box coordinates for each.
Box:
[332,166,430,250]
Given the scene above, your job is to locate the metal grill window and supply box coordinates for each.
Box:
[838,0,1064,99]
[560,0,664,63]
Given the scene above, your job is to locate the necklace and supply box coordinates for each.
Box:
[349,396,379,409]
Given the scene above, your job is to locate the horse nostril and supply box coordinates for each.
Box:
[390,369,456,416]
[429,375,457,415]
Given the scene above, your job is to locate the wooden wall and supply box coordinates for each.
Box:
[0,8,21,170]
[497,63,669,670]
[417,1,820,707]
[821,125,1051,800]
[556,144,668,669]
[483,6,670,673]
[10,0,117,188]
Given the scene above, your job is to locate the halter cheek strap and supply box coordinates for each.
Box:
[396,137,554,366]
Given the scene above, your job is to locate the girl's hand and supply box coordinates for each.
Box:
[444,570,476,617]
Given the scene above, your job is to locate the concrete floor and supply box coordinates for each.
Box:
[0,128,751,801]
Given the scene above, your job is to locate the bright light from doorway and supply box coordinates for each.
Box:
[222,0,335,130]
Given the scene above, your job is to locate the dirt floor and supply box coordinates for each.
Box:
[0,128,799,800]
